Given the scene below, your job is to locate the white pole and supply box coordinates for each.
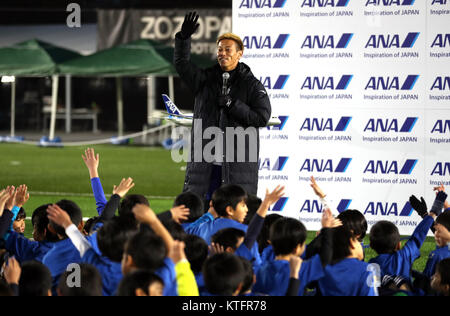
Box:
[168,75,175,102]
[49,75,59,141]
[147,76,155,125]
[65,75,72,133]
[10,79,16,137]
[116,77,124,137]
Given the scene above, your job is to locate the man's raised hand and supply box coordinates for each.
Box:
[180,11,200,39]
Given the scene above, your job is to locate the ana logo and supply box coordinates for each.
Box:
[431,162,450,176]
[267,115,289,131]
[300,158,352,173]
[239,0,287,8]
[365,32,420,49]
[270,197,288,212]
[300,199,352,213]
[363,159,417,174]
[301,75,353,90]
[300,116,352,132]
[364,202,413,216]
[430,77,450,90]
[259,156,289,171]
[301,33,353,49]
[301,0,350,7]
[243,34,289,49]
[365,0,415,6]
[364,117,418,133]
[432,0,447,5]
[431,120,450,133]
[259,75,289,90]
[431,34,450,48]
[365,75,419,90]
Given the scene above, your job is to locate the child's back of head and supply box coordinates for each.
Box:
[212,184,248,217]
[183,234,208,275]
[57,263,103,296]
[243,194,262,225]
[19,261,52,296]
[203,252,245,296]
[161,219,187,241]
[117,270,164,296]
[97,217,137,262]
[270,217,307,256]
[432,258,450,296]
[337,209,368,241]
[49,200,83,238]
[331,226,355,264]
[119,194,149,221]
[239,257,255,295]
[370,221,400,254]
[31,204,59,242]
[257,213,283,253]
[123,230,167,274]
[211,228,246,253]
[174,191,204,223]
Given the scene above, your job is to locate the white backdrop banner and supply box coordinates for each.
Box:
[233,0,450,235]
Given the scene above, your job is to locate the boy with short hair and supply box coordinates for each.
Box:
[18,260,53,296]
[117,270,164,296]
[318,226,376,296]
[57,263,103,296]
[253,208,337,296]
[369,193,442,281]
[123,204,178,296]
[431,258,450,296]
[47,202,137,296]
[423,211,450,279]
[202,252,246,296]
[183,234,209,294]
[43,200,84,294]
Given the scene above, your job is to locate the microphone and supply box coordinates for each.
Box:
[222,72,230,95]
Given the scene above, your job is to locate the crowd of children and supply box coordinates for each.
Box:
[0,148,449,296]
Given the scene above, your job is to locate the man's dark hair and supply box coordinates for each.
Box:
[211,228,245,251]
[203,253,245,296]
[124,230,167,271]
[243,194,262,225]
[337,209,368,241]
[239,257,254,295]
[58,264,102,296]
[174,191,204,223]
[183,234,208,274]
[269,217,307,256]
[31,204,59,242]
[49,200,83,238]
[436,211,450,233]
[258,213,283,253]
[19,261,52,296]
[117,270,164,296]
[330,226,354,264]
[370,221,400,255]
[212,184,247,217]
[119,194,149,220]
[97,217,137,262]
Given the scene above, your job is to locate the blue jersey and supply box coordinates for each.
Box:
[253,254,324,296]
[235,242,262,273]
[369,216,434,280]
[4,231,53,264]
[42,238,82,294]
[319,258,376,296]
[156,257,178,296]
[423,245,450,279]
[261,245,275,264]
[81,248,123,296]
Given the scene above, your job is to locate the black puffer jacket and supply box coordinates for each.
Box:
[174,33,271,199]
